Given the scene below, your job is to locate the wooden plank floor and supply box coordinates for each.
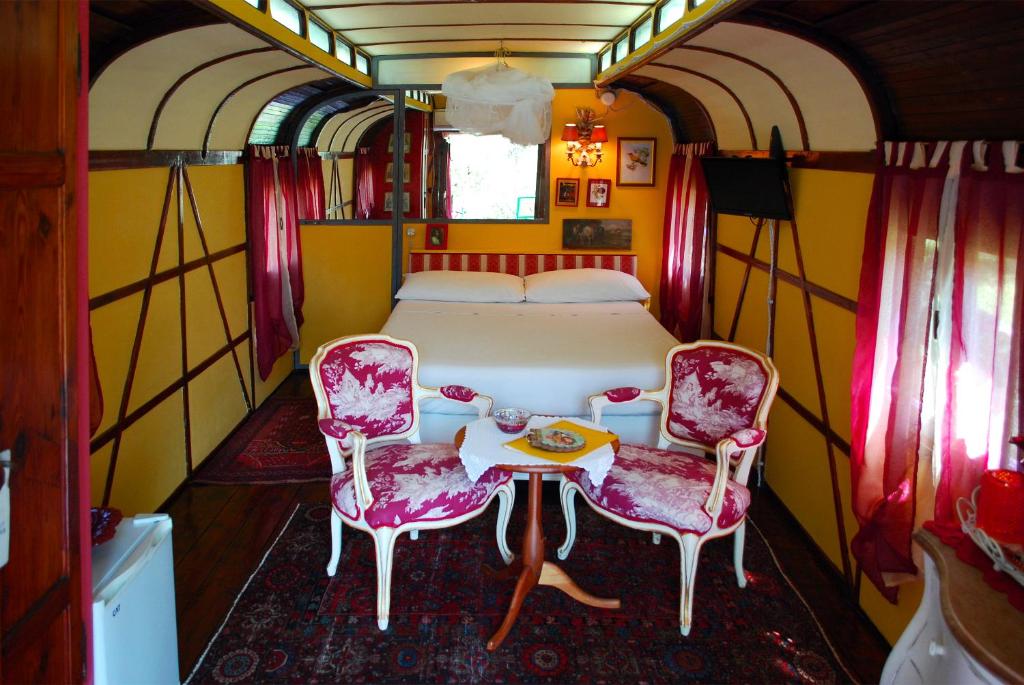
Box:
[165,374,891,683]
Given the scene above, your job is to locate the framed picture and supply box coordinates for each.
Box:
[586,179,612,208]
[384,191,410,213]
[425,224,448,250]
[385,162,412,184]
[617,137,657,186]
[562,219,632,249]
[387,132,412,154]
[554,178,580,207]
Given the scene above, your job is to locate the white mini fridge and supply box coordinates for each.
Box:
[92,514,180,685]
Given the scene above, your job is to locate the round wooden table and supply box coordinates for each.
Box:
[455,426,621,651]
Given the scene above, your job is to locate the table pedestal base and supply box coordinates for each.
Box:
[487,472,619,651]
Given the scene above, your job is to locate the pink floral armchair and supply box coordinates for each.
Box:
[558,340,779,636]
[309,334,515,630]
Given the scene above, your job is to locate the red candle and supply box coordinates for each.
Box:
[976,469,1024,544]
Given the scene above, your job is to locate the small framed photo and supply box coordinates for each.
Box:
[384,191,410,213]
[385,162,412,184]
[387,132,412,154]
[425,224,448,250]
[586,179,612,208]
[617,137,657,187]
[554,178,580,207]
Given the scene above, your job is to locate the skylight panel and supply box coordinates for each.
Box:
[269,0,302,36]
[658,0,686,33]
[309,21,332,54]
[614,36,629,63]
[633,15,653,49]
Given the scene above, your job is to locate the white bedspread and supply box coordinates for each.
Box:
[380,300,678,417]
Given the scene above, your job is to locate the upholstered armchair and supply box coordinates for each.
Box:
[309,334,515,630]
[558,340,778,636]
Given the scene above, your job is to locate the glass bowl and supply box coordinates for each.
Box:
[493,408,531,434]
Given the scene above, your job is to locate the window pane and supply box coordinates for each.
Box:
[336,40,352,65]
[614,36,629,62]
[633,16,653,48]
[448,134,539,220]
[309,22,331,53]
[658,0,686,33]
[356,53,369,74]
[269,0,302,35]
[599,49,611,72]
[243,0,260,7]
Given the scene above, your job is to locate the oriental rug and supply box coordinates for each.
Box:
[187,502,855,684]
[193,398,330,485]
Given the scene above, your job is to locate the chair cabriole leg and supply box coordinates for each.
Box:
[495,482,515,564]
[678,534,701,636]
[326,508,343,576]
[373,526,397,630]
[557,479,578,561]
[733,520,748,588]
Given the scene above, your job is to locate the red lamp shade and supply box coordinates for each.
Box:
[560,124,580,142]
[977,469,1024,544]
[590,125,608,143]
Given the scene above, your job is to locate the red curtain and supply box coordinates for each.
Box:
[659,142,714,341]
[355,147,374,219]
[246,144,304,381]
[851,141,1024,602]
[936,142,1024,521]
[296,147,325,221]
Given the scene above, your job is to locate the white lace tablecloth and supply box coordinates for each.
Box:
[459,415,616,486]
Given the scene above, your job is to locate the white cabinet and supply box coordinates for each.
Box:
[881,529,1023,685]
[92,514,180,685]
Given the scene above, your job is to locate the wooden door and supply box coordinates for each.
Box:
[0,1,84,682]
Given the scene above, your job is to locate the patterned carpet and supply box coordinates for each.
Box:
[187,501,853,684]
[194,398,330,484]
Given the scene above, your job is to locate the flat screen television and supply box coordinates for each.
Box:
[699,156,793,220]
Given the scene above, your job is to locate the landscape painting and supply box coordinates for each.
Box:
[562,219,632,249]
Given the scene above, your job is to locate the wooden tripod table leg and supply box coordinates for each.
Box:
[539,561,620,609]
[487,471,619,651]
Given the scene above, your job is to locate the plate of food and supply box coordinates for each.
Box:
[527,427,585,453]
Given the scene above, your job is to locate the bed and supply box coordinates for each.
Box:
[380,251,679,445]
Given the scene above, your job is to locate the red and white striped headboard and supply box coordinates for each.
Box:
[408,252,637,276]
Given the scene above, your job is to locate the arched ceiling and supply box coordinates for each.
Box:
[89,22,358,152]
[630,20,877,150]
[88,0,1024,154]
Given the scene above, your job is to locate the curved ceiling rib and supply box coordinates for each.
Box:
[147,48,276,150]
[675,46,808,150]
[206,68,327,152]
[647,62,757,149]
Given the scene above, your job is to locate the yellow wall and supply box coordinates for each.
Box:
[299,89,674,362]
[89,164,291,514]
[713,167,921,643]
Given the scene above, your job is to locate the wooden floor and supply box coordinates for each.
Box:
[165,374,891,683]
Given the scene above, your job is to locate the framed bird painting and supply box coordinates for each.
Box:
[617,137,657,187]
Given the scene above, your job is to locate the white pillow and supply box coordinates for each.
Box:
[524,268,650,303]
[396,270,525,303]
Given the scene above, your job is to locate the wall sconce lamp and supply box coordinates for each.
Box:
[561,107,607,167]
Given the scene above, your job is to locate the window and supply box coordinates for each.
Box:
[633,15,654,49]
[447,134,541,220]
[336,40,353,65]
[268,0,302,35]
[614,36,630,63]
[309,21,332,53]
[355,52,370,74]
[599,49,611,73]
[658,0,686,33]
